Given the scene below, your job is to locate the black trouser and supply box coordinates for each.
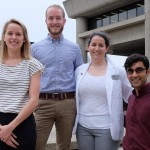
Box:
[0,112,36,150]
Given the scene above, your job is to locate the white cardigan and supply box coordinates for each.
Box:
[73,56,132,140]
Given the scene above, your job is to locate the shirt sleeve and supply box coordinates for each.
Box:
[75,45,84,69]
[29,58,44,77]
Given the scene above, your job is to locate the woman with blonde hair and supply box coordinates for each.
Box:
[0,19,44,150]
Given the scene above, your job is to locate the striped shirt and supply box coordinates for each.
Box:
[0,58,44,113]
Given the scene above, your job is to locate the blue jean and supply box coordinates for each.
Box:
[76,124,121,150]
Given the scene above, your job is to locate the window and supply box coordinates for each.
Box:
[88,0,144,30]
[96,18,102,27]
[103,15,110,26]
[128,8,136,19]
[110,12,118,24]
[119,10,127,21]
[137,4,144,16]
[88,18,96,30]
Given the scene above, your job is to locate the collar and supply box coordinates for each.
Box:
[47,34,64,44]
[132,82,150,97]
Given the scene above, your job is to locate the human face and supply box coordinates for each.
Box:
[45,7,66,38]
[4,23,24,52]
[127,61,149,92]
[88,36,108,61]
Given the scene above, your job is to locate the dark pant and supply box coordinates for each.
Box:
[0,112,36,150]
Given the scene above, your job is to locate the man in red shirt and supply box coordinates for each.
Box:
[123,53,150,150]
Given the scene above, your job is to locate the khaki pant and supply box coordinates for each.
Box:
[34,98,76,150]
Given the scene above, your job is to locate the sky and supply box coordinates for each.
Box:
[0,0,76,43]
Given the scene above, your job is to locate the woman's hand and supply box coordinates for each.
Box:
[0,124,13,141]
[4,133,19,148]
[0,124,19,148]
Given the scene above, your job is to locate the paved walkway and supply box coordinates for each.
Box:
[47,126,76,144]
[46,126,77,150]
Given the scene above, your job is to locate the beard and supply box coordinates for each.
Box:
[48,26,64,35]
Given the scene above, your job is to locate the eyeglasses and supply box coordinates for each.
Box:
[126,67,146,75]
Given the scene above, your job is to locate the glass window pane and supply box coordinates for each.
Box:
[88,18,96,30]
[137,6,144,16]
[119,11,127,21]
[97,19,102,27]
[103,16,110,26]
[110,14,118,24]
[128,8,136,19]
[88,0,145,30]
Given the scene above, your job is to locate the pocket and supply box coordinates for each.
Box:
[34,100,43,112]
[61,99,76,114]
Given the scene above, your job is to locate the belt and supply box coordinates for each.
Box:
[39,92,75,100]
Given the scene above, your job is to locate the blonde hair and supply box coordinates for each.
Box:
[0,19,31,62]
